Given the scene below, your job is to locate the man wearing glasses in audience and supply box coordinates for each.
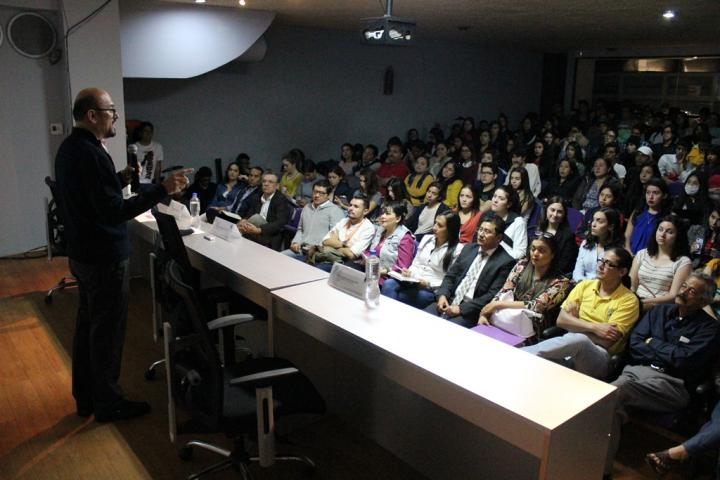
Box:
[603,272,720,479]
[283,179,344,262]
[426,215,515,328]
[55,87,189,422]
[237,171,289,251]
[522,247,640,380]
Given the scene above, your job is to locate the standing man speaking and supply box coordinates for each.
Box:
[55,87,189,422]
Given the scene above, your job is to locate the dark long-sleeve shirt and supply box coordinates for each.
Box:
[55,128,167,264]
[629,303,720,385]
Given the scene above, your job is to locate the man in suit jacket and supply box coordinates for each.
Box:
[425,215,516,327]
[238,171,289,251]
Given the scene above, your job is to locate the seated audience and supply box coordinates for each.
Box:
[625,178,670,254]
[365,202,415,284]
[522,247,640,379]
[437,159,463,209]
[429,141,451,178]
[294,159,324,207]
[458,143,478,185]
[353,144,382,175]
[425,216,516,328]
[404,155,434,206]
[478,232,571,335]
[237,171,290,251]
[386,177,414,218]
[313,194,375,270]
[606,272,720,478]
[377,138,410,187]
[577,182,624,241]
[672,172,706,228]
[505,147,541,197]
[573,208,624,282]
[228,166,263,217]
[208,161,244,209]
[476,161,498,213]
[457,184,482,244]
[382,212,462,309]
[658,140,692,184]
[284,179,344,261]
[622,158,660,217]
[338,143,358,175]
[279,152,304,200]
[508,166,536,218]
[327,166,353,205]
[537,196,578,275]
[405,182,450,242]
[483,185,527,260]
[573,157,619,211]
[630,214,692,311]
[541,158,581,204]
[689,203,720,266]
[184,166,216,214]
[354,168,383,221]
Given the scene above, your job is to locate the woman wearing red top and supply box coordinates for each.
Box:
[457,184,482,244]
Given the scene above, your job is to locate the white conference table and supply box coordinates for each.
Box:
[271,282,617,480]
[130,212,329,313]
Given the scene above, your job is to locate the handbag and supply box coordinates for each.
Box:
[490,290,542,338]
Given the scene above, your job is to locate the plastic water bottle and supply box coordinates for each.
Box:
[365,249,380,309]
[189,193,200,228]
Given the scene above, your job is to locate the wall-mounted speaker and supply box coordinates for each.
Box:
[7,12,57,59]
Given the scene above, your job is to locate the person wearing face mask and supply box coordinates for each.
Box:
[672,172,706,228]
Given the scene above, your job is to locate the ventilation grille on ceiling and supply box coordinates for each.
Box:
[7,12,57,59]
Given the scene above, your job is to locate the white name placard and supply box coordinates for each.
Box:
[327,263,366,300]
[211,217,243,242]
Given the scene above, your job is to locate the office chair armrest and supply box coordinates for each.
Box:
[207,314,255,331]
[229,367,299,387]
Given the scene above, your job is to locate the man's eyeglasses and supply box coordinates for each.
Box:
[534,231,554,239]
[92,108,117,117]
[597,258,619,268]
[679,283,699,296]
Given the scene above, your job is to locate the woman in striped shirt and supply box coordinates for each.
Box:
[629,214,692,312]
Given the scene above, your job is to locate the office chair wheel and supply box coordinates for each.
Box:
[144,367,157,381]
[178,445,194,460]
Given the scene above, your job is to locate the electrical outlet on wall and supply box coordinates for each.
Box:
[49,123,64,135]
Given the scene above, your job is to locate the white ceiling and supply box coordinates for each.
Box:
[162,0,720,51]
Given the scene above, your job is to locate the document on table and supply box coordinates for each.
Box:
[387,271,419,283]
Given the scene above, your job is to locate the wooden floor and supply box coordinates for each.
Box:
[0,256,714,479]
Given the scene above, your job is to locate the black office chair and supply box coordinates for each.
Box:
[162,258,325,479]
[44,176,77,304]
[145,210,251,380]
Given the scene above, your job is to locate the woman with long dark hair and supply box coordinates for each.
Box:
[541,158,581,204]
[366,201,415,284]
[437,159,463,209]
[623,159,661,216]
[457,184,482,243]
[382,211,462,309]
[537,196,578,275]
[478,233,571,335]
[484,185,527,259]
[208,161,243,209]
[625,178,671,254]
[630,214,691,311]
[573,208,624,282]
[508,166,536,218]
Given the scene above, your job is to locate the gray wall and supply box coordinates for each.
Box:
[124,25,543,172]
[0,5,69,257]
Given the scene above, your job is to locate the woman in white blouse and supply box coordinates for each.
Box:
[572,207,624,282]
[381,212,462,309]
[484,185,527,259]
[629,214,692,312]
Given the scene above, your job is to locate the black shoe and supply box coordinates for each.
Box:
[95,400,151,423]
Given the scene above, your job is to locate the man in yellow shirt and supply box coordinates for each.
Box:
[522,247,640,379]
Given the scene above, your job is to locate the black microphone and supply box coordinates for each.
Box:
[127,144,139,192]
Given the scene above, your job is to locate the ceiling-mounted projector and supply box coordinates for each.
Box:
[361,0,415,46]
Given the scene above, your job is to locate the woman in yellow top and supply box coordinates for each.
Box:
[279,154,303,199]
[404,155,434,206]
[437,159,463,209]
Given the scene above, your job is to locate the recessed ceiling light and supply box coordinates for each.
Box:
[195,0,206,3]
[239,0,246,5]
[662,9,676,19]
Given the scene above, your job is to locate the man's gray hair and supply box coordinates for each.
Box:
[689,270,715,302]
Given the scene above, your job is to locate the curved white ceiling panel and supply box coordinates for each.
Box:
[120,0,275,78]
